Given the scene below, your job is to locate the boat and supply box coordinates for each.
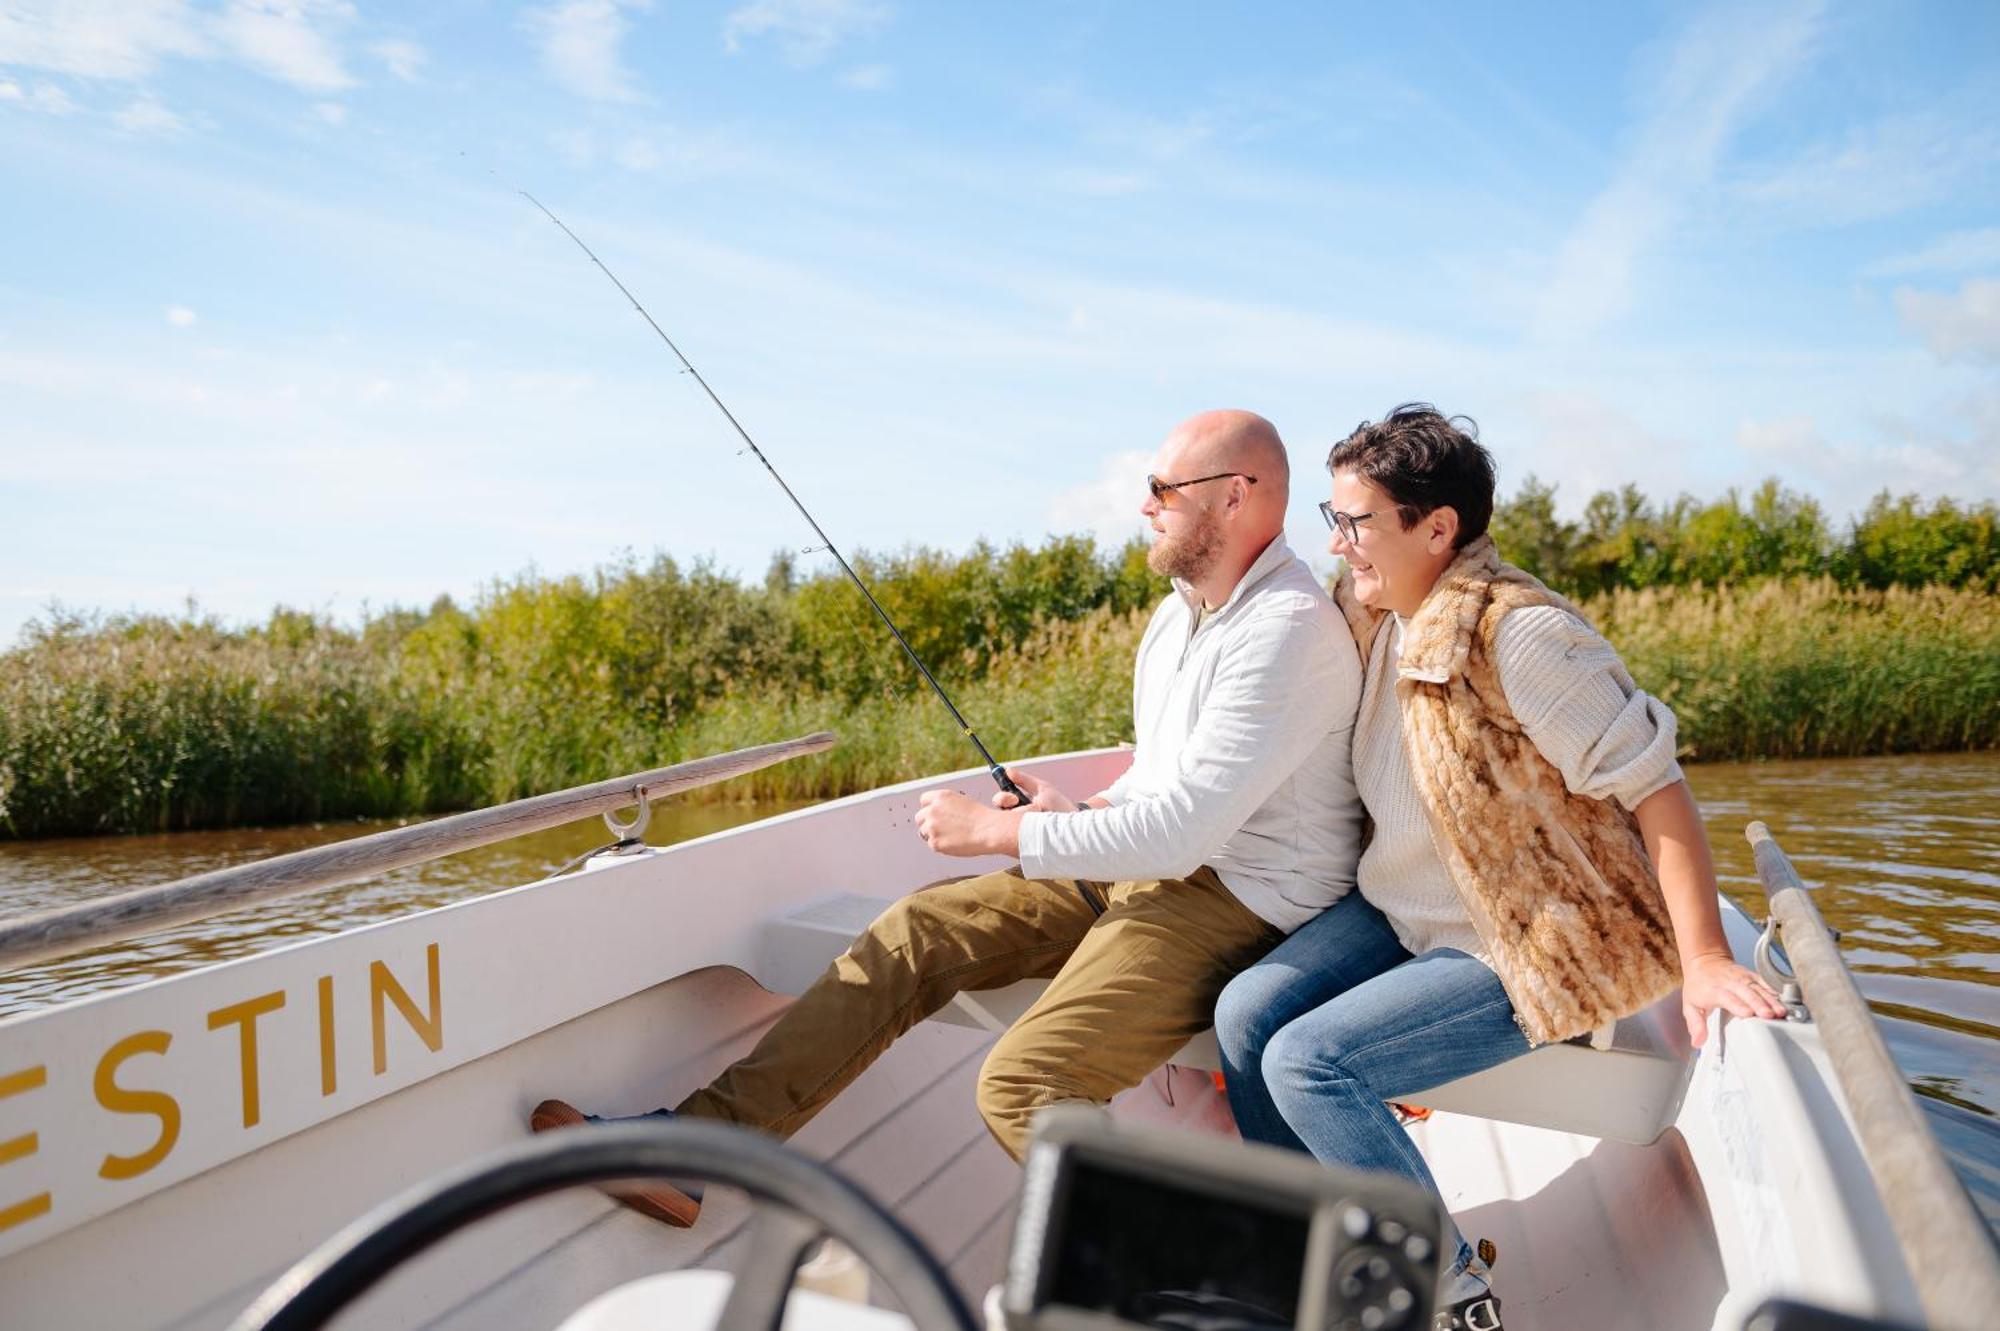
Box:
[0,735,1992,1329]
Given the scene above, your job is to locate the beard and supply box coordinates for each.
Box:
[1147,508,1226,582]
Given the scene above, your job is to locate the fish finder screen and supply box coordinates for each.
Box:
[1042,1156,1311,1328]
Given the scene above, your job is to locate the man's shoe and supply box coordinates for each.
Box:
[528,1098,702,1228]
[1433,1291,1503,1330]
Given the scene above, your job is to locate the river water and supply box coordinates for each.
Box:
[1,752,1995,1223]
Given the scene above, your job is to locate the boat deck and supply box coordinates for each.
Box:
[421,970,1015,1328]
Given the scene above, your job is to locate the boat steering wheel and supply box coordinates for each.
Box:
[225,1118,979,1331]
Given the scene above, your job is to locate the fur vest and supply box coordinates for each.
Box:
[1332,535,1682,1045]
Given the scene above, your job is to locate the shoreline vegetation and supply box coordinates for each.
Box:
[5,482,1997,840]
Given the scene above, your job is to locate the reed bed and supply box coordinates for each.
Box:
[1591,579,2000,762]
[3,555,1996,838]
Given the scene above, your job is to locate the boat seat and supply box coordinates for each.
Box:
[758,894,1695,1146]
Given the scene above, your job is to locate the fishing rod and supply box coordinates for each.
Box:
[519,191,1041,817]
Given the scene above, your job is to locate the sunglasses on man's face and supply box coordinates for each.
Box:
[1146,472,1258,503]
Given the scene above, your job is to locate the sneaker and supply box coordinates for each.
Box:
[1433,1238,1500,1329]
[528,1098,702,1228]
[1433,1290,1503,1330]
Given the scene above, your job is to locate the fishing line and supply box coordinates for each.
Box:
[516,191,1055,830]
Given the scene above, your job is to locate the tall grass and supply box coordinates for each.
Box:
[0,611,487,837]
[3,543,1996,839]
[1592,579,2000,762]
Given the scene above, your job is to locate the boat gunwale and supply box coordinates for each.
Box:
[0,745,1133,1031]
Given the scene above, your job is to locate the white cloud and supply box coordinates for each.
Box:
[547,127,597,167]
[166,306,198,327]
[1512,392,1695,507]
[553,121,768,177]
[5,79,77,114]
[1735,114,2000,227]
[614,136,660,171]
[1866,228,2000,279]
[211,0,354,93]
[1048,167,1152,198]
[722,0,887,67]
[837,62,889,91]
[369,37,423,82]
[509,370,595,399]
[1027,83,1216,165]
[522,0,650,103]
[1735,414,1819,459]
[1734,408,2000,519]
[310,99,344,126]
[1047,449,1153,553]
[0,0,207,80]
[1872,387,2000,499]
[1896,279,2000,366]
[114,95,184,134]
[0,0,357,94]
[1533,0,1824,340]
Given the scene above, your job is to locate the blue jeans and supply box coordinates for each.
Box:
[1214,891,1530,1275]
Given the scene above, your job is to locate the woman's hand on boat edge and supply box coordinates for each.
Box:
[1681,951,1790,1047]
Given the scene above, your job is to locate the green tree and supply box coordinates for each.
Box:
[1838,493,2000,592]
[1488,475,1579,589]
[1676,480,1830,585]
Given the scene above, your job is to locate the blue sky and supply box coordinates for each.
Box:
[2,1,1997,647]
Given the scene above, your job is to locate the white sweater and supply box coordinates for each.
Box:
[1354,605,1685,963]
[1018,537,1366,933]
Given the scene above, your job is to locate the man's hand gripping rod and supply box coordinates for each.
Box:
[518,191,1038,814]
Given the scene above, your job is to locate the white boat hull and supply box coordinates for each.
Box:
[0,749,1923,1329]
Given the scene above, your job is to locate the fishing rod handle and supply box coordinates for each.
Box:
[987,766,1106,919]
[990,766,1036,810]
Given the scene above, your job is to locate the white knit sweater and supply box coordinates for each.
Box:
[1019,538,1364,933]
[1354,604,1684,964]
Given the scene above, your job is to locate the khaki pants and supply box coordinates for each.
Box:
[675,865,1283,1161]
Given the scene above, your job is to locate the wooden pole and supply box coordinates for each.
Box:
[1747,821,2000,1329]
[0,732,836,974]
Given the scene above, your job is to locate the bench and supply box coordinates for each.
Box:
[759,893,1696,1146]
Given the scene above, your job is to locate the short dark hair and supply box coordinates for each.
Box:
[1327,403,1495,548]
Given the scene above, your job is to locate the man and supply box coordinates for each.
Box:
[532,408,1365,1227]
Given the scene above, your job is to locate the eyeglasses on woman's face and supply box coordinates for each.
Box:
[1318,502,1379,544]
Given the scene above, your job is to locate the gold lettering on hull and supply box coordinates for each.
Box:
[95,1032,181,1181]
[207,990,287,1129]
[370,944,443,1076]
[0,941,444,1245]
[0,1064,49,1234]
[318,975,337,1098]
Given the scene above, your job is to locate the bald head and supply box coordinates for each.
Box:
[1161,410,1289,519]
[1144,409,1293,593]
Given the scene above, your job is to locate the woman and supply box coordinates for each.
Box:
[1213,404,1787,1331]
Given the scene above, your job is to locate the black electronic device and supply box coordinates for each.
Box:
[999,1107,1446,1331]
